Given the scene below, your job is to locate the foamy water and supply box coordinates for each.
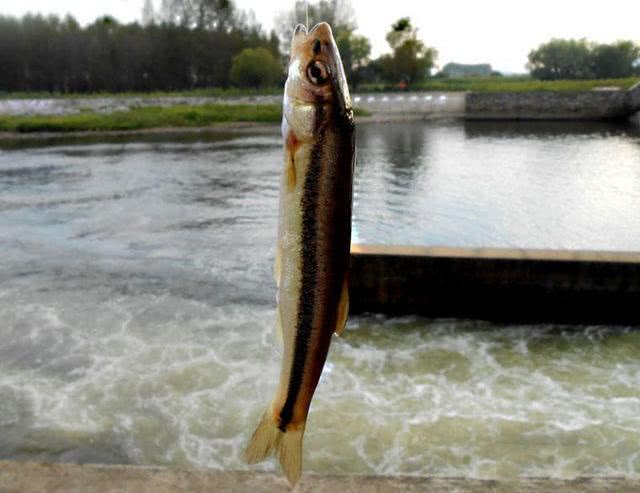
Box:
[1,123,639,477]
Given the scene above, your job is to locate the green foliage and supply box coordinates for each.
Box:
[0,104,283,133]
[275,0,370,87]
[528,38,640,80]
[0,12,281,93]
[591,41,640,79]
[0,87,283,99]
[160,0,235,30]
[275,0,356,54]
[0,104,370,133]
[379,18,437,85]
[386,18,413,50]
[335,30,371,86]
[230,48,283,89]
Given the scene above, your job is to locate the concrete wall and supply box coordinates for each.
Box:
[349,245,640,324]
[353,92,465,118]
[2,462,640,493]
[0,92,467,119]
[465,88,636,120]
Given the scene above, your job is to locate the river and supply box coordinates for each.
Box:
[0,121,639,477]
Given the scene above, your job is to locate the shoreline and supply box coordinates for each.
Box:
[0,121,281,141]
[0,462,638,493]
[0,114,468,141]
[0,109,637,142]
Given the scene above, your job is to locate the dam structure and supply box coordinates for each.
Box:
[349,245,640,325]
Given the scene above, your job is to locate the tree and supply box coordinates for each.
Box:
[335,30,371,86]
[142,0,156,26]
[591,41,640,79]
[528,38,640,80]
[379,18,437,85]
[0,12,281,93]
[160,0,235,30]
[274,0,370,87]
[230,47,283,89]
[274,0,356,54]
[527,39,594,80]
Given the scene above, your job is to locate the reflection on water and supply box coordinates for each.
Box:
[353,121,640,249]
[1,122,639,478]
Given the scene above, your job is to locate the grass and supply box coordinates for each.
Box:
[359,76,640,93]
[2,78,638,100]
[0,87,282,100]
[0,104,370,133]
[0,104,283,133]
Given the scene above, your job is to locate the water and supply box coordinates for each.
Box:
[1,121,639,478]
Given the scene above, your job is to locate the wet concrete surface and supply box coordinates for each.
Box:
[1,462,639,493]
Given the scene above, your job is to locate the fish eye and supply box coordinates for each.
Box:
[306,61,330,85]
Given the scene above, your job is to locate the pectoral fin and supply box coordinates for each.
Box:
[334,278,349,336]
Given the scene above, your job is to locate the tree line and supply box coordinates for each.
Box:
[0,3,279,93]
[0,0,440,94]
[1,0,638,95]
[528,39,640,80]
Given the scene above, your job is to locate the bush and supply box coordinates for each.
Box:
[230,48,283,89]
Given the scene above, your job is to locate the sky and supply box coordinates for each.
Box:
[2,0,640,74]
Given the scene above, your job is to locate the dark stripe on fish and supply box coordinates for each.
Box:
[278,139,323,432]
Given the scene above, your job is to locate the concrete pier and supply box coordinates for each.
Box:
[1,462,639,493]
[350,245,640,324]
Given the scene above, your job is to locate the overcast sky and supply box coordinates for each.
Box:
[3,0,640,73]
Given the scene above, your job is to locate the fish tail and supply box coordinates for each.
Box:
[245,409,305,486]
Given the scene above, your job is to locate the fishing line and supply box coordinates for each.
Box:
[305,0,309,29]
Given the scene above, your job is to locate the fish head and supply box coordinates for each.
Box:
[284,22,353,140]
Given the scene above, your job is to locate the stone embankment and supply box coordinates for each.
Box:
[466,82,640,120]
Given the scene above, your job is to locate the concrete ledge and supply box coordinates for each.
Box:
[349,245,640,324]
[465,85,640,121]
[1,462,639,493]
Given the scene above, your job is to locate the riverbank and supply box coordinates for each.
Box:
[2,77,637,100]
[1,462,638,493]
[0,103,381,134]
[0,104,282,133]
[2,86,639,132]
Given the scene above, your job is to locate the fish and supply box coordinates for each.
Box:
[245,21,355,486]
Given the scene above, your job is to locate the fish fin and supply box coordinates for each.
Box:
[274,308,284,347]
[277,426,304,486]
[245,410,282,464]
[246,410,305,486]
[334,277,349,336]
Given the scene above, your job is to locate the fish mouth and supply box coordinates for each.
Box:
[292,22,332,38]
[293,24,307,36]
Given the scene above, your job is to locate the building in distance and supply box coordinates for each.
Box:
[441,62,494,77]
